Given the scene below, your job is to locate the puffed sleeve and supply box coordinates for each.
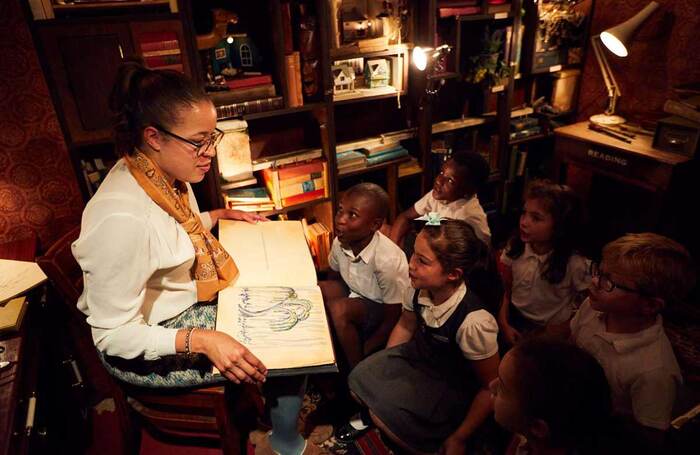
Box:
[73,213,179,360]
[456,309,499,360]
[569,254,592,292]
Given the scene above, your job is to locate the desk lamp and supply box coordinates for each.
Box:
[413,44,453,95]
[590,1,659,125]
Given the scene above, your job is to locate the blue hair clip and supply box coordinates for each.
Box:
[415,212,446,226]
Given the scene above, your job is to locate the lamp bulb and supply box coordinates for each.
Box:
[413,46,428,71]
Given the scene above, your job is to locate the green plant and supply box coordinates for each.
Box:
[464,28,512,87]
[538,0,585,49]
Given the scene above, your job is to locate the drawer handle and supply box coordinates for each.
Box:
[25,393,37,436]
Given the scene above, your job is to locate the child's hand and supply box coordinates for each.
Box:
[501,322,521,346]
[440,433,468,455]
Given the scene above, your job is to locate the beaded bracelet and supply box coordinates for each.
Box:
[185,327,196,355]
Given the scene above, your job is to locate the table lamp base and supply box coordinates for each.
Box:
[590,113,626,126]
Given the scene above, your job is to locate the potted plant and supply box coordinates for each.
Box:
[464,28,512,88]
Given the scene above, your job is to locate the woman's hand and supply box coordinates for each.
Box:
[228,209,268,224]
[439,433,468,455]
[192,329,267,384]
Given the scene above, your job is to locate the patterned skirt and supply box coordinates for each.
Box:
[99,302,227,388]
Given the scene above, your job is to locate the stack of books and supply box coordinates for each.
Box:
[302,219,332,271]
[224,187,275,212]
[212,74,283,119]
[261,159,328,209]
[137,31,184,72]
[438,0,481,18]
[336,150,367,173]
[359,142,409,165]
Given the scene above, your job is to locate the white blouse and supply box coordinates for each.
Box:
[414,192,491,245]
[72,160,212,361]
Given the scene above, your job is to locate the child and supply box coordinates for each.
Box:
[571,233,695,438]
[342,219,500,454]
[389,151,492,248]
[320,183,410,368]
[498,179,590,346]
[491,337,613,455]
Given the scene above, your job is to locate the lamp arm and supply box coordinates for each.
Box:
[591,35,621,115]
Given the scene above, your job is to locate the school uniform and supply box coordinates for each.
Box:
[571,299,682,430]
[329,231,409,333]
[348,283,498,453]
[414,191,491,245]
[500,244,590,327]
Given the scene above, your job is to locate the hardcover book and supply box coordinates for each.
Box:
[216,220,337,376]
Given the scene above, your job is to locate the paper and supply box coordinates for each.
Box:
[216,220,336,375]
[0,259,47,305]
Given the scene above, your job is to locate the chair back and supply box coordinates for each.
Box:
[37,225,83,309]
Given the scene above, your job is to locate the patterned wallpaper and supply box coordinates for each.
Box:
[0,0,83,251]
[578,0,700,121]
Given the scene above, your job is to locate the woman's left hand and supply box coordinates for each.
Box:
[439,434,468,455]
[230,209,268,224]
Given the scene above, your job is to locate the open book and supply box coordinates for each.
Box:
[216,220,337,376]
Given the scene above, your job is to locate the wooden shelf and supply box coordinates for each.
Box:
[509,132,552,146]
[333,87,403,105]
[338,156,411,178]
[259,197,331,217]
[431,117,487,134]
[241,102,325,121]
[52,0,172,12]
[455,12,513,22]
[330,44,409,61]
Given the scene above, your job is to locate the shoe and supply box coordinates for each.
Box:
[334,421,370,445]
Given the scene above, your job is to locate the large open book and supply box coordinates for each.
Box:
[216,220,337,376]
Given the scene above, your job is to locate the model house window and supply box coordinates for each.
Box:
[240,44,252,67]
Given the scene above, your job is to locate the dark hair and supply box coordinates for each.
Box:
[345,182,389,221]
[511,337,612,450]
[450,151,490,195]
[420,219,502,312]
[109,59,210,156]
[506,179,583,284]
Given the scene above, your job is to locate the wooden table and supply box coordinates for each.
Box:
[0,236,39,455]
[554,122,692,240]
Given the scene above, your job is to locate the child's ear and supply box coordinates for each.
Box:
[447,267,463,283]
[371,216,384,232]
[642,296,665,316]
[527,418,550,442]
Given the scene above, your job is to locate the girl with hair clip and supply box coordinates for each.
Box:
[498,180,591,346]
[342,217,501,454]
[72,61,325,454]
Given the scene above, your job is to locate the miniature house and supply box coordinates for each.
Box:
[332,64,355,93]
[364,58,389,88]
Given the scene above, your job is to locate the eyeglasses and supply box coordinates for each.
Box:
[589,262,646,295]
[153,124,224,157]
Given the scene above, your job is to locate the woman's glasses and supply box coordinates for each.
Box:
[589,261,647,295]
[153,124,224,157]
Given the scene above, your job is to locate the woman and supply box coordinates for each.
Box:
[72,61,267,387]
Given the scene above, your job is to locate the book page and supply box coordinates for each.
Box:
[216,285,335,372]
[0,259,47,305]
[220,220,317,288]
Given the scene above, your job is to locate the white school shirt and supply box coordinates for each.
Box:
[72,159,212,361]
[328,231,409,305]
[500,244,591,325]
[571,299,682,430]
[414,192,491,245]
[403,283,499,360]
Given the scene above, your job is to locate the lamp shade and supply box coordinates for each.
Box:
[600,1,659,57]
[413,46,429,71]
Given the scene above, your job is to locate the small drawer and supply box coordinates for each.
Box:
[653,117,700,158]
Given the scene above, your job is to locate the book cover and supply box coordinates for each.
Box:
[439,6,481,17]
[225,74,274,90]
[216,96,284,119]
[142,48,181,58]
[293,51,304,107]
[216,220,337,376]
[361,143,404,157]
[0,297,28,334]
[278,177,325,199]
[224,187,271,202]
[1,259,47,305]
[284,53,299,107]
[220,176,259,191]
[281,188,325,207]
[365,147,409,165]
[277,159,325,180]
[209,84,277,106]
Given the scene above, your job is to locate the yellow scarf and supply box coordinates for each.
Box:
[124,150,238,301]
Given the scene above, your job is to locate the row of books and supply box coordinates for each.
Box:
[137,31,184,73]
[302,219,331,271]
[262,158,328,208]
[437,0,511,18]
[336,142,410,173]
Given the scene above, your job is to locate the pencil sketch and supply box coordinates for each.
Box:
[236,286,313,344]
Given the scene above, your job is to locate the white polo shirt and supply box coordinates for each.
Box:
[414,192,491,245]
[328,231,409,305]
[571,299,682,430]
[73,159,212,361]
[403,283,499,360]
[501,244,590,325]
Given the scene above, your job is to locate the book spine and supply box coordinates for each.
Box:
[293,51,304,106]
[210,84,277,106]
[278,159,325,180]
[276,170,324,186]
[278,177,325,199]
[225,75,274,90]
[261,168,283,209]
[438,6,481,17]
[142,48,181,58]
[140,39,180,52]
[365,148,409,165]
[281,188,325,207]
[216,97,284,119]
[364,145,405,157]
[663,100,700,124]
[285,54,300,108]
[144,54,182,67]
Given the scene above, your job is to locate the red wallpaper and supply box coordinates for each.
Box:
[578,0,700,121]
[0,0,83,250]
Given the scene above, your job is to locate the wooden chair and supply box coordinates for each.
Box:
[37,226,263,454]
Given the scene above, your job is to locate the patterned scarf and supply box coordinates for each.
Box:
[124,150,238,301]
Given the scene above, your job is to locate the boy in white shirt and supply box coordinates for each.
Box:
[389,151,491,248]
[320,183,410,368]
[570,233,695,444]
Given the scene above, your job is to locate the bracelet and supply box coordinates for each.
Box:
[185,327,196,355]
